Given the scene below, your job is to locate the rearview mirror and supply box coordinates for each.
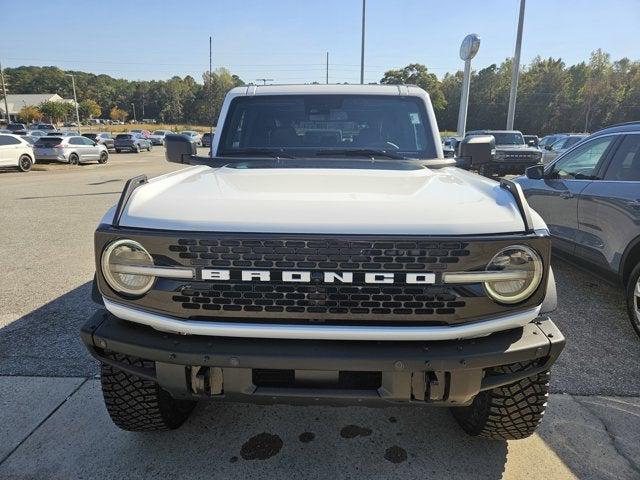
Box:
[458,135,495,167]
[165,133,197,164]
[525,165,544,180]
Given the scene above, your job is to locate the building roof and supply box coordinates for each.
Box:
[0,94,71,114]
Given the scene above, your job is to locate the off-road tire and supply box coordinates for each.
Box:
[69,153,79,165]
[478,165,494,177]
[625,262,640,338]
[98,151,108,164]
[18,154,33,172]
[100,353,197,432]
[451,361,550,440]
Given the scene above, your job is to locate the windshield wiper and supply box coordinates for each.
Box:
[219,148,296,159]
[315,149,407,160]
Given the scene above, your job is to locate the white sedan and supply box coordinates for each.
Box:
[180,130,202,146]
[0,133,36,172]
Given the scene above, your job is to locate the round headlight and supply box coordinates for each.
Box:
[101,239,155,296]
[484,245,543,304]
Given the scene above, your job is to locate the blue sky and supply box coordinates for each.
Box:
[4,0,640,84]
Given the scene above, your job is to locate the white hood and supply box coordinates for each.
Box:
[118,165,537,235]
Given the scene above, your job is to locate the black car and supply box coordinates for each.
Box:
[83,132,115,150]
[466,130,542,176]
[114,133,152,153]
[516,121,640,337]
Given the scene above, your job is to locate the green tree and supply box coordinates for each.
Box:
[79,99,101,120]
[39,101,72,124]
[380,64,446,112]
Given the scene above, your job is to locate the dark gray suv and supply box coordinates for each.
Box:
[516,122,640,337]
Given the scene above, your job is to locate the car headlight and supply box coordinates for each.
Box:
[101,239,155,296]
[484,245,543,304]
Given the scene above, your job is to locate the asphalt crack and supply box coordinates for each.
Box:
[572,396,640,476]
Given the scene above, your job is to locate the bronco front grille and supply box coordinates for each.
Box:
[171,283,466,318]
[169,238,470,272]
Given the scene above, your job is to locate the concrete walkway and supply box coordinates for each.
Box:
[0,376,638,480]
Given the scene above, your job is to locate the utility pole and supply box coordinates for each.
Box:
[506,0,526,130]
[66,74,81,133]
[326,51,329,84]
[0,61,9,123]
[141,92,145,118]
[360,0,366,84]
[209,35,213,158]
[131,103,136,123]
[255,78,274,86]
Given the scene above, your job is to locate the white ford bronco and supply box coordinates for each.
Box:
[81,84,564,439]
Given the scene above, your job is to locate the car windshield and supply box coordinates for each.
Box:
[490,132,525,145]
[153,130,164,135]
[83,134,97,139]
[218,95,437,159]
[116,134,132,139]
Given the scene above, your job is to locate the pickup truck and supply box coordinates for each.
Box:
[81,84,564,440]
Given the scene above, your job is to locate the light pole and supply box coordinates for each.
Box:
[506,0,526,130]
[131,103,136,123]
[65,74,81,133]
[0,61,9,123]
[456,34,481,138]
[360,0,366,84]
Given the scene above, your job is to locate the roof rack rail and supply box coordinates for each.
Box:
[500,178,534,233]
[112,175,147,227]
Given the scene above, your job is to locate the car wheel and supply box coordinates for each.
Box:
[626,262,640,338]
[100,352,197,432]
[98,151,108,164]
[115,149,121,153]
[451,361,550,439]
[478,165,494,177]
[134,144,140,153]
[147,144,152,151]
[18,154,33,172]
[69,153,79,166]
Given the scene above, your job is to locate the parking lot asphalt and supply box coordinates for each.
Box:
[0,149,639,479]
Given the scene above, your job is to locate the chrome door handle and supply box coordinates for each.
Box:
[560,192,574,199]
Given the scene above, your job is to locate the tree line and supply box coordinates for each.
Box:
[382,49,640,135]
[4,49,639,134]
[4,65,245,125]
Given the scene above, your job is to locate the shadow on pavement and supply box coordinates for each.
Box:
[0,282,98,377]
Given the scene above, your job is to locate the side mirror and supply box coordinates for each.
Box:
[525,165,544,180]
[165,133,196,164]
[459,135,495,167]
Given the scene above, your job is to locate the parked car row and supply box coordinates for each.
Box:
[514,121,640,337]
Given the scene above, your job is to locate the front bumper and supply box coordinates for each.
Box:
[81,310,565,406]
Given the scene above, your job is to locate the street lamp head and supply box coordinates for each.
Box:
[459,34,481,61]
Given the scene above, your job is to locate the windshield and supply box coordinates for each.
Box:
[83,134,97,139]
[35,137,63,147]
[153,130,165,135]
[491,132,525,145]
[218,95,437,159]
[116,134,132,140]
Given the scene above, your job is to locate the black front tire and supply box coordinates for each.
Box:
[115,149,121,153]
[98,152,108,164]
[69,153,79,165]
[100,353,197,432]
[18,154,33,172]
[625,262,640,338]
[478,165,494,177]
[451,361,550,440]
